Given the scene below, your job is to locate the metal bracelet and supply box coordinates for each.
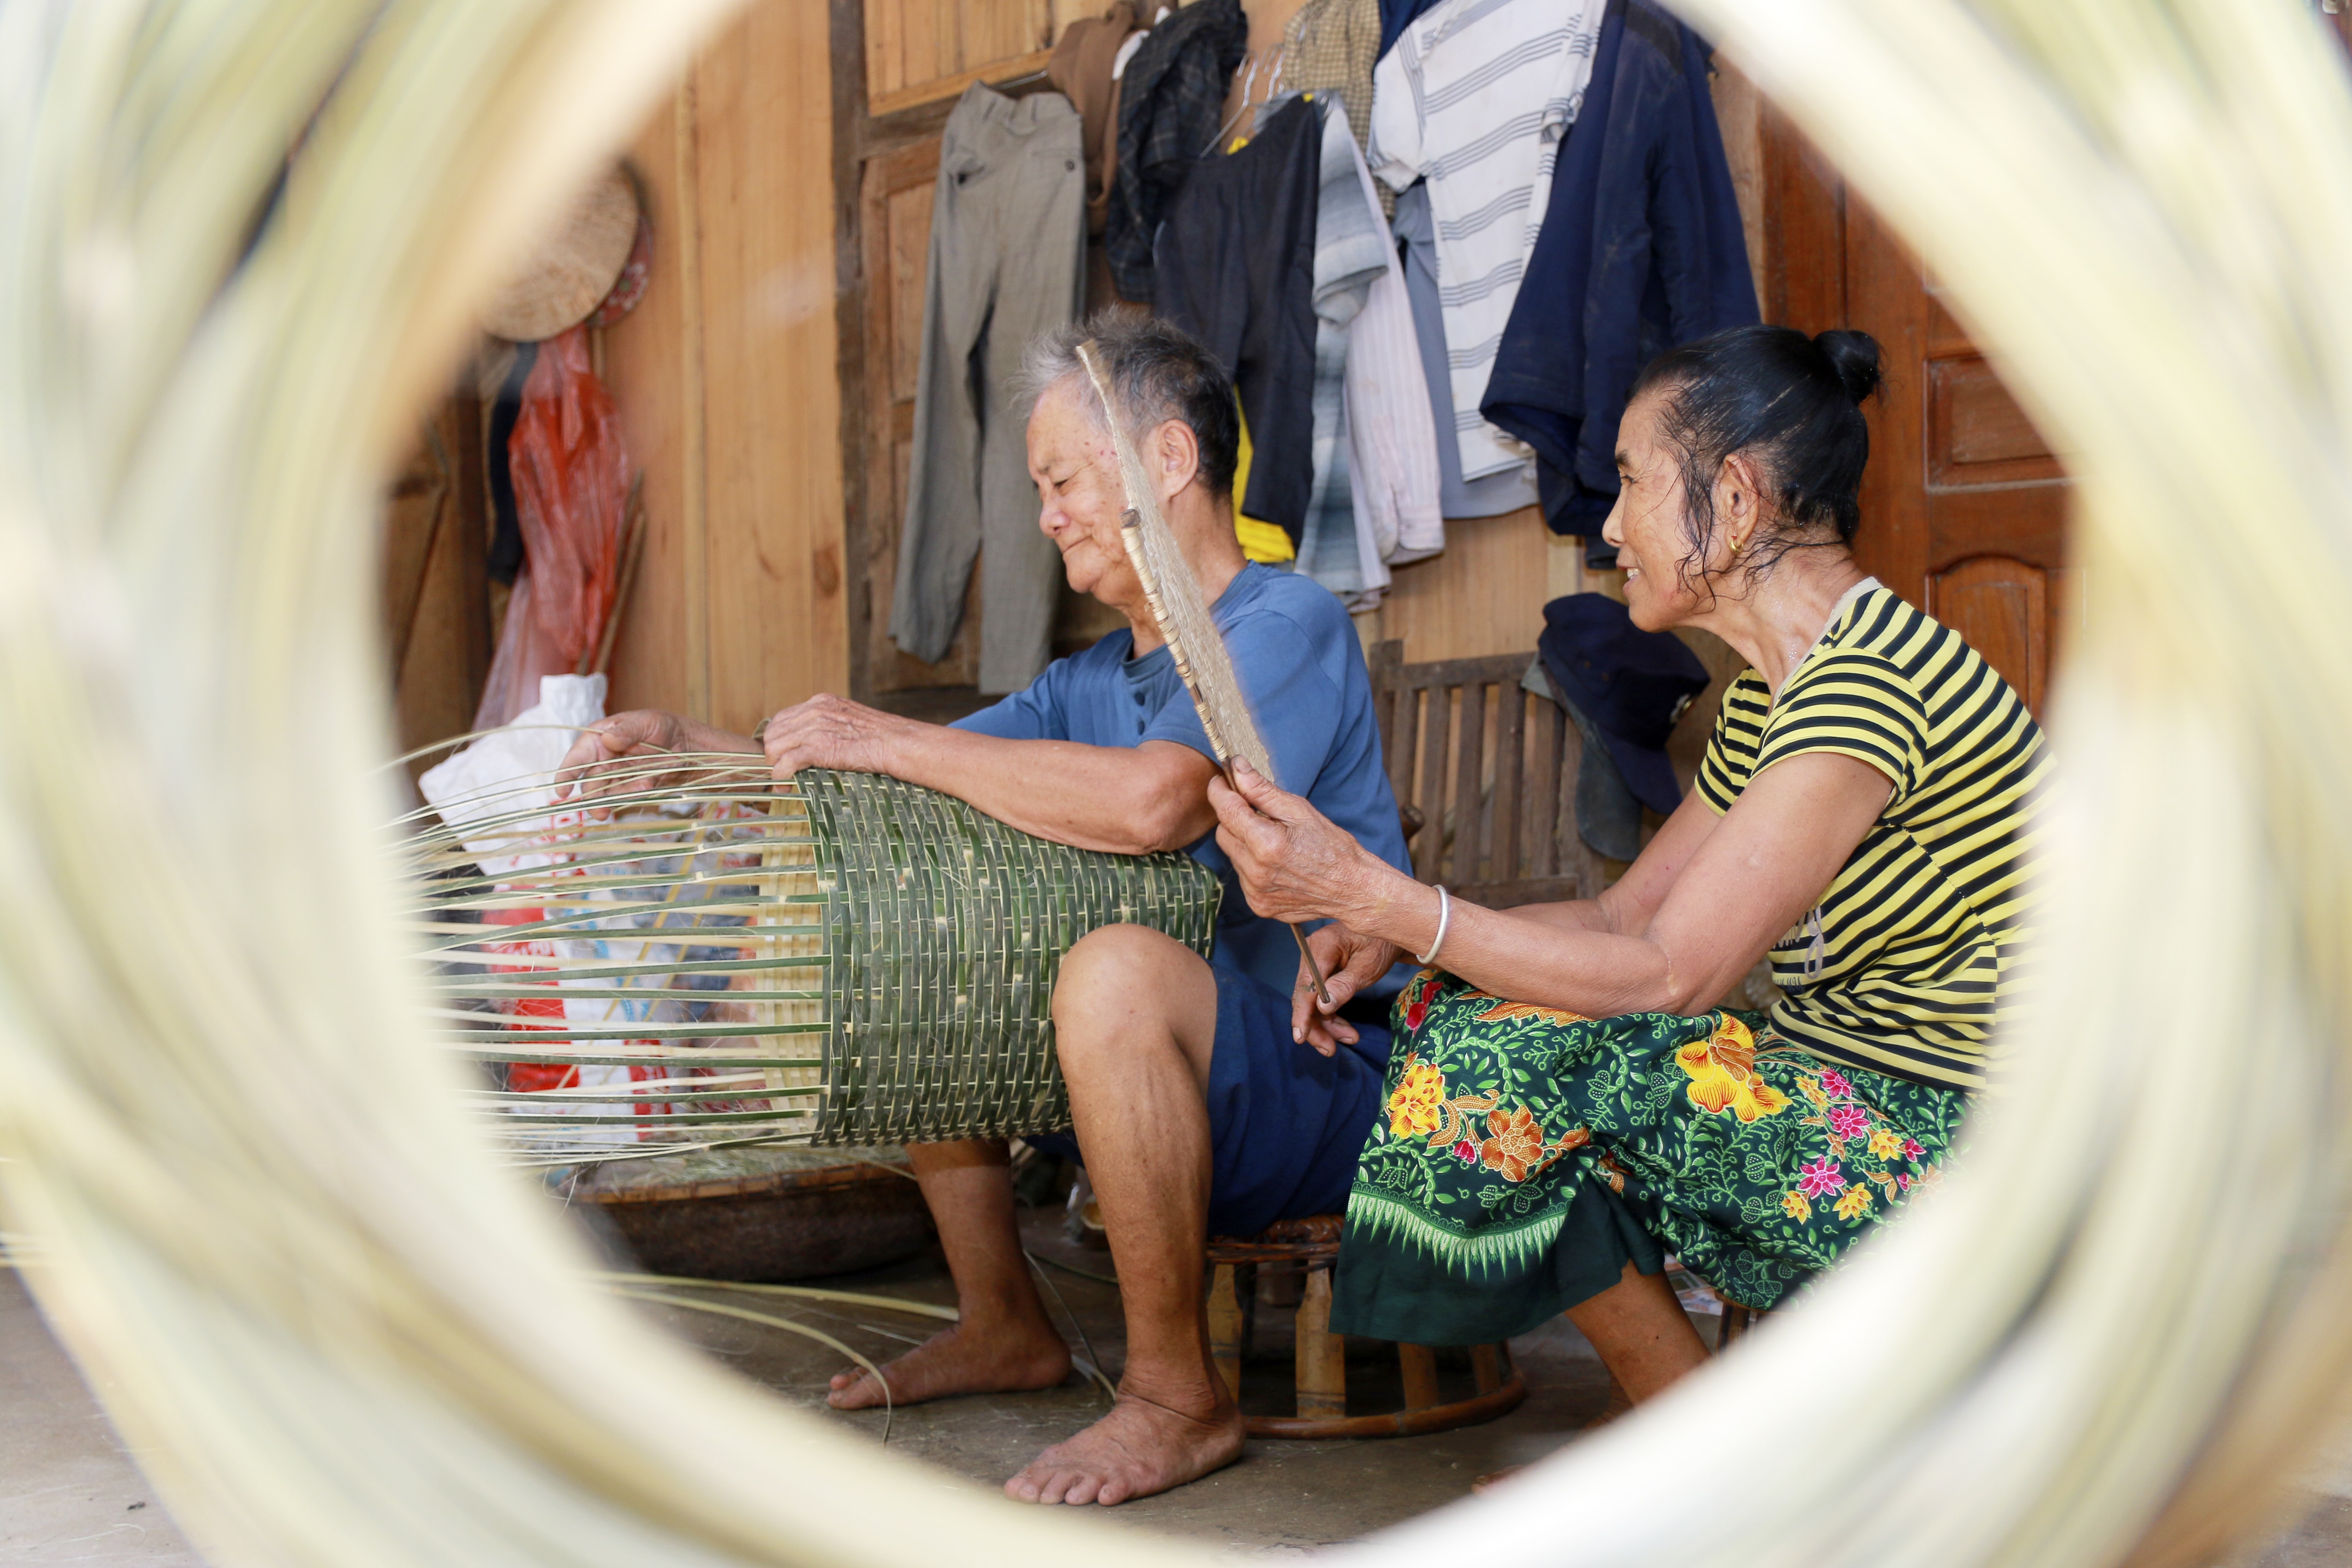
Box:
[1415,884,1452,966]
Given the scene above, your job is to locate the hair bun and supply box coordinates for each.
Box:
[1814,329,1884,406]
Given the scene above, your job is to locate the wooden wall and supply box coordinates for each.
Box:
[600,0,848,736]
[382,394,491,794]
[583,12,1769,731]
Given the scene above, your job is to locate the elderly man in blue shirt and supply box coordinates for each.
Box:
[562,312,1409,1507]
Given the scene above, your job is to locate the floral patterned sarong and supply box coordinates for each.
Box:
[1329,969,1966,1346]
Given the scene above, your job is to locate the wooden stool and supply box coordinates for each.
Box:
[1205,1216,1528,1439]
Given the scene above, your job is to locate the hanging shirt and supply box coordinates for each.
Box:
[1106,0,1248,303]
[1280,0,1387,213]
[952,563,1410,996]
[1155,94,1323,537]
[1482,0,1761,544]
[1368,0,1608,482]
[1338,128,1443,564]
[1391,183,1540,518]
[1294,95,1391,606]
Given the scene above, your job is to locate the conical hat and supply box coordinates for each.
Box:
[480,167,639,342]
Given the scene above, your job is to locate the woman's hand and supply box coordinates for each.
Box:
[1209,759,1397,926]
[1289,923,1401,1056]
[761,693,919,780]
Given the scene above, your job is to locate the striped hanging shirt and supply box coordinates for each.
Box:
[1696,585,2051,1090]
[1368,0,1606,484]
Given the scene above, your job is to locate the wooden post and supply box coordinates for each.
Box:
[1261,1259,1303,1308]
[1470,1341,1505,1395]
[1398,1344,1441,1412]
[1295,1265,1346,1418]
[1207,1264,1244,1401]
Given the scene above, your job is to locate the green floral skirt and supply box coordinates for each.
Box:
[1329,968,1967,1346]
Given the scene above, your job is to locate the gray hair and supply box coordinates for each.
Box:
[1016,309,1241,499]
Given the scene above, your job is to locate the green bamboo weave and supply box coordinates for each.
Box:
[799,769,1220,1143]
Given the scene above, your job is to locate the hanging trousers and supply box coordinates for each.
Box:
[889,84,1085,694]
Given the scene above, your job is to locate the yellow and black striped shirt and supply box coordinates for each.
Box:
[1696,585,2049,1091]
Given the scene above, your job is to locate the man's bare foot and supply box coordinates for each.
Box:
[827,1322,1070,1410]
[1004,1392,1246,1506]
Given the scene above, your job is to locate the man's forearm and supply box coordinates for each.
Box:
[677,718,762,756]
[877,726,1210,855]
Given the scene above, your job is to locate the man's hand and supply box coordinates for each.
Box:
[761,693,922,780]
[555,710,688,804]
[1289,923,1400,1055]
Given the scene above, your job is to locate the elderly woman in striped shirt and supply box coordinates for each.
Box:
[1211,324,2048,1419]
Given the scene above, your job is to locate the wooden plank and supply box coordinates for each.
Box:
[601,74,696,720]
[1452,676,1486,888]
[1414,680,1451,884]
[1492,680,1526,885]
[868,45,1054,119]
[1356,506,1551,664]
[1528,699,1563,880]
[694,0,851,734]
[676,69,712,721]
[865,0,901,107]
[388,394,492,785]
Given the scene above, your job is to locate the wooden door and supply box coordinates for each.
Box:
[1761,109,2070,715]
[857,138,984,694]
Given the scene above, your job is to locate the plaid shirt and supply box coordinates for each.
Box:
[1107,0,1247,303]
[1280,0,1385,212]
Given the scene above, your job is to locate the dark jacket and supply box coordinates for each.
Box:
[1106,0,1247,303]
[1375,0,1444,61]
[1480,0,1758,545]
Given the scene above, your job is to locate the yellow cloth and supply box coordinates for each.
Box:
[1230,401,1295,563]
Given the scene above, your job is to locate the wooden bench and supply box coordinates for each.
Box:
[1367,639,1632,908]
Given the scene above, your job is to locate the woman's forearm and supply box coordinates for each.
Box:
[1341,874,1693,1017]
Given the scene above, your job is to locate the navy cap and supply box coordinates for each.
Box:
[1537,594,1711,818]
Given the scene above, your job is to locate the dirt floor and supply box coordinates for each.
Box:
[7,1200,2352,1562]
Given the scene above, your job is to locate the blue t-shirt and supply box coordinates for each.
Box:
[953,563,1411,995]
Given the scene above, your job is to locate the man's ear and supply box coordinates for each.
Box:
[1152,418,1201,505]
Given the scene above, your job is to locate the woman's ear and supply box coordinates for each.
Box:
[1153,418,1201,505]
[1717,451,1764,545]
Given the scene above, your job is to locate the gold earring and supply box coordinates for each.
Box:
[1730,536,1744,558]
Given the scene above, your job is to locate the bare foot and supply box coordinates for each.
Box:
[827,1322,1071,1410]
[1004,1393,1246,1506]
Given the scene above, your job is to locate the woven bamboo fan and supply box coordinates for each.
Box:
[399,752,1220,1160]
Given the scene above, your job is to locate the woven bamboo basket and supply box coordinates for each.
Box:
[401,752,1221,1161]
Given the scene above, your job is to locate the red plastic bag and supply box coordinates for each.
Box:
[474,325,631,729]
